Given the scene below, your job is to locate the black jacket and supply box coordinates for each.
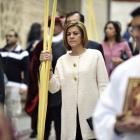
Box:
[0,54,5,104]
[0,45,29,85]
[50,41,66,107]
[87,40,105,60]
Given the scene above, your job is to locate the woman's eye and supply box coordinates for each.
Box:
[74,33,78,35]
[67,34,70,36]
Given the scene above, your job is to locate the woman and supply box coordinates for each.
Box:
[101,21,132,77]
[40,21,108,140]
[26,23,42,61]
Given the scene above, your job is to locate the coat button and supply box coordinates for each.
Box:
[73,63,77,67]
[74,77,77,81]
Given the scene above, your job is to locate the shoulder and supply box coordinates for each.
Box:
[117,41,128,46]
[52,41,63,48]
[100,41,105,45]
[52,41,66,53]
[0,45,7,52]
[87,40,103,51]
[32,40,43,56]
[20,50,29,57]
[88,40,101,46]
[57,53,68,62]
[34,40,43,51]
[86,49,102,57]
[15,46,29,56]
[100,41,108,47]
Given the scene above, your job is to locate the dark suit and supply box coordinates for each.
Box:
[51,41,66,107]
[0,54,5,105]
[87,40,105,60]
[127,41,139,56]
[133,48,139,56]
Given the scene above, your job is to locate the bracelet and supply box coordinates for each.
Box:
[50,68,53,71]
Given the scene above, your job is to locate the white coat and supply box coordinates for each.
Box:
[93,55,140,140]
[49,49,108,140]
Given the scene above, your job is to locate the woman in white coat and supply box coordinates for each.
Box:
[40,21,109,140]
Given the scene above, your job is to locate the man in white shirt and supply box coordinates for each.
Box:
[93,7,140,140]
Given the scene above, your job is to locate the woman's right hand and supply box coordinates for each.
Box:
[112,57,124,67]
[40,50,52,62]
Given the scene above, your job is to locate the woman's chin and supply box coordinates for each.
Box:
[70,45,76,48]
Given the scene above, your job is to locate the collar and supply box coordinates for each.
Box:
[48,31,63,44]
[3,45,21,52]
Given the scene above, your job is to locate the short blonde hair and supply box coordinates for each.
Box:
[63,21,88,51]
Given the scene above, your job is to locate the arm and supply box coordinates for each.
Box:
[96,52,109,95]
[40,51,61,94]
[124,41,133,58]
[48,66,61,93]
[20,51,30,94]
[0,54,5,104]
[97,44,105,61]
[93,70,123,140]
[112,42,132,67]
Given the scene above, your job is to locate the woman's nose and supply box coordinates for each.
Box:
[70,34,74,38]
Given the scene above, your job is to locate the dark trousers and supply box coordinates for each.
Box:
[52,104,61,140]
[76,110,82,140]
[45,104,61,140]
[76,109,96,140]
[31,108,38,133]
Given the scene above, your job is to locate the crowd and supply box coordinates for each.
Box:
[0,6,140,140]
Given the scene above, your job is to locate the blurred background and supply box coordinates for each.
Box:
[0,0,140,140]
[0,0,139,49]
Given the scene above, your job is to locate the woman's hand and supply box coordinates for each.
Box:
[40,50,53,80]
[40,50,52,62]
[19,88,26,95]
[112,57,124,67]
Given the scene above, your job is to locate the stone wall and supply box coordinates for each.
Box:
[0,0,45,49]
[0,0,81,49]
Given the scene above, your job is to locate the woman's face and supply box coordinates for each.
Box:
[66,26,83,48]
[105,23,116,38]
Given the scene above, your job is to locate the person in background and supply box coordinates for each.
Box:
[101,21,132,77]
[26,23,42,61]
[25,15,64,140]
[0,29,29,133]
[122,21,132,41]
[93,6,140,140]
[116,21,134,56]
[64,11,105,59]
[0,54,5,105]
[120,21,139,56]
[127,23,139,56]
[40,21,108,140]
